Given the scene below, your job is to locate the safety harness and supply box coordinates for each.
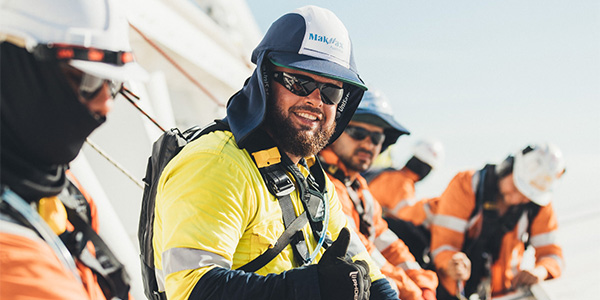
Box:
[0,180,131,300]
[461,164,541,299]
[138,119,331,300]
[319,159,375,240]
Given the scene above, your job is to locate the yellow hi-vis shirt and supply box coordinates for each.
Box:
[154,130,384,300]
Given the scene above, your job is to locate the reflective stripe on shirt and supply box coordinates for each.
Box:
[348,229,367,258]
[529,231,557,248]
[374,228,399,252]
[433,214,469,233]
[390,197,417,216]
[370,249,388,269]
[422,201,434,228]
[431,244,459,259]
[163,247,231,276]
[397,261,422,271]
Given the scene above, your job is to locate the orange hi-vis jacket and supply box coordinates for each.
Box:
[320,149,438,300]
[430,170,563,296]
[0,171,122,300]
[369,168,439,228]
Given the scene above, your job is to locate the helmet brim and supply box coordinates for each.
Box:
[69,60,149,82]
[353,108,410,135]
[268,51,367,90]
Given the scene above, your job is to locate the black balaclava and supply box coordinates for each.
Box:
[1,43,105,202]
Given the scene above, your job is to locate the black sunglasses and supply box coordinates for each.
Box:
[345,125,386,145]
[271,71,344,105]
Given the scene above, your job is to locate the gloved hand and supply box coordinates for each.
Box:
[317,227,370,300]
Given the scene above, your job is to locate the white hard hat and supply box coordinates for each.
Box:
[513,143,565,206]
[0,0,147,81]
[412,139,445,169]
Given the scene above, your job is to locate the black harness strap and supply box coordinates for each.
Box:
[243,129,330,267]
[239,211,309,272]
[59,181,131,300]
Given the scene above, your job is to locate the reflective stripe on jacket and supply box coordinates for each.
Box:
[430,170,563,296]
[320,149,438,300]
[154,131,384,300]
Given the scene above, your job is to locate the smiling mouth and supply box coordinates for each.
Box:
[296,111,320,121]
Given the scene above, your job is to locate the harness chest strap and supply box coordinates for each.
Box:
[245,130,331,267]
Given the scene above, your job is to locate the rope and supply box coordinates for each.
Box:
[129,23,225,107]
[120,87,166,133]
[84,139,145,189]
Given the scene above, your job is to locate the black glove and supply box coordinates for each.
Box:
[317,227,371,300]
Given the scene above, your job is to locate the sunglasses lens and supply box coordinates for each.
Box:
[346,126,368,140]
[320,86,344,105]
[79,73,105,100]
[78,73,123,100]
[273,72,343,105]
[346,126,385,145]
[371,133,385,144]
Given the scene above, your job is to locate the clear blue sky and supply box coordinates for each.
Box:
[247,1,600,219]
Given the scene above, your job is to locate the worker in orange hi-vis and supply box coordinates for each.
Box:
[429,143,565,300]
[0,0,147,299]
[365,140,445,269]
[319,89,439,300]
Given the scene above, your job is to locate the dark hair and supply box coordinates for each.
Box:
[495,145,536,179]
[495,156,514,179]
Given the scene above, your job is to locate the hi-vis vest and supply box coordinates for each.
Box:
[140,121,383,300]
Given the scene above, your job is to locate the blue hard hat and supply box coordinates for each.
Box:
[352,89,410,151]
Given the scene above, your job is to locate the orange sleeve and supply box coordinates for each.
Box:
[370,184,439,292]
[430,171,476,295]
[530,203,563,279]
[0,231,91,300]
[368,169,417,215]
[380,262,422,300]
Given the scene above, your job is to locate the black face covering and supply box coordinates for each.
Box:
[1,43,105,202]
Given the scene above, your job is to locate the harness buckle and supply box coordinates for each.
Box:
[262,166,295,197]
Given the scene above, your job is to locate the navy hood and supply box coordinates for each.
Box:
[226,5,366,148]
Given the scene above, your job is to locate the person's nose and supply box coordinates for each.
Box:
[305,87,324,108]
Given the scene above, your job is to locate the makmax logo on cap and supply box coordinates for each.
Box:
[295,6,351,69]
[308,33,344,50]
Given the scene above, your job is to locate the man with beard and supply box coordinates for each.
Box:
[0,0,147,299]
[319,89,439,300]
[152,5,398,300]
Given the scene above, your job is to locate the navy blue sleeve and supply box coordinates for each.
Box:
[189,265,321,300]
[370,278,399,300]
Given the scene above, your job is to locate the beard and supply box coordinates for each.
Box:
[265,99,336,158]
[339,148,374,173]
